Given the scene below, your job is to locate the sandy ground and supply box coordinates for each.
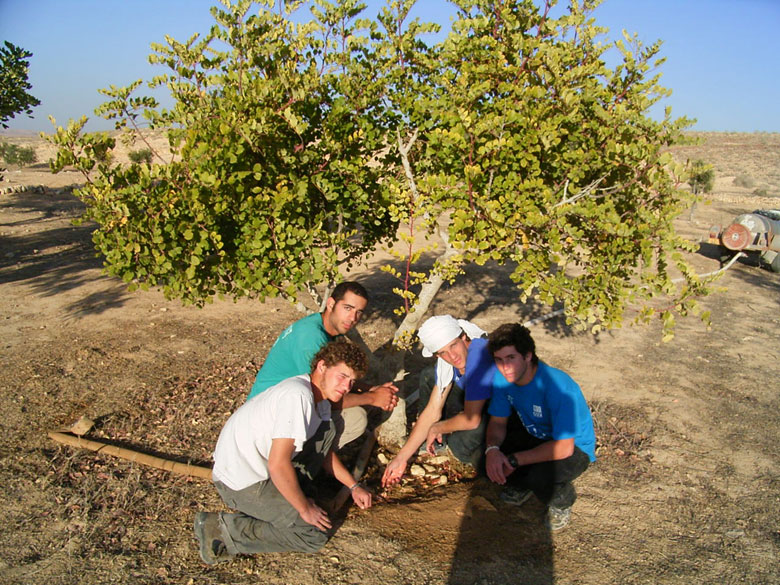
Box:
[0,132,778,585]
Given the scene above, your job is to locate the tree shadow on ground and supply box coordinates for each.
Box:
[352,251,576,340]
[0,189,131,316]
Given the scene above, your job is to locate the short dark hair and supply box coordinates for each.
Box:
[488,323,539,366]
[311,338,368,378]
[330,281,368,304]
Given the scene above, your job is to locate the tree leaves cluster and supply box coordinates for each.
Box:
[399,0,709,337]
[49,0,398,304]
[0,41,41,129]
[688,159,714,195]
[45,0,712,340]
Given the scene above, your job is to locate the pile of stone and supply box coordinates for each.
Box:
[374,450,476,498]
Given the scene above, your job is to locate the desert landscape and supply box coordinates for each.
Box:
[0,131,778,584]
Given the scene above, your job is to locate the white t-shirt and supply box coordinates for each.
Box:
[212,374,331,491]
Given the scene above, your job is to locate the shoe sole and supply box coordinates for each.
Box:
[194,512,221,565]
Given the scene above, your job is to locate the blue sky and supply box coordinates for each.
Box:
[1,0,779,133]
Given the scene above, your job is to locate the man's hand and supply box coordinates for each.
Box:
[485,449,515,485]
[350,485,372,509]
[381,456,408,487]
[367,382,399,411]
[300,499,332,531]
[425,425,444,455]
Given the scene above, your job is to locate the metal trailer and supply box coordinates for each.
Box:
[709,209,780,273]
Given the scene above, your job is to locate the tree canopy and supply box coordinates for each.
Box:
[0,41,41,129]
[46,0,712,341]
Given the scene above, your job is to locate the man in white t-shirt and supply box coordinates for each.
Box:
[194,339,372,564]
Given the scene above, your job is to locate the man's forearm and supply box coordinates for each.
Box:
[342,392,374,409]
[485,417,508,450]
[511,438,575,466]
[432,411,480,435]
[396,405,443,460]
[323,450,356,487]
[433,398,486,435]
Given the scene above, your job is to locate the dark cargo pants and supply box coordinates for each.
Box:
[501,421,590,509]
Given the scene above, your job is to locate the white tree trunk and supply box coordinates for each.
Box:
[375,128,460,447]
[376,231,456,447]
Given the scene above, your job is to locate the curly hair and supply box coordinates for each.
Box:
[488,323,539,366]
[311,338,368,378]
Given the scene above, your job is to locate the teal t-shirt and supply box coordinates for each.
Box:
[247,312,333,400]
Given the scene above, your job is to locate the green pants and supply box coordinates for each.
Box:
[213,419,336,554]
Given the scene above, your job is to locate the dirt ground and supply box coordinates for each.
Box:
[0,132,778,585]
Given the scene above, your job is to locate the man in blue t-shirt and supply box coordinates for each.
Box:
[381,315,496,487]
[485,323,596,531]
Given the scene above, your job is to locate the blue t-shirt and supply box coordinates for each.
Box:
[489,361,596,461]
[247,312,333,400]
[437,337,496,402]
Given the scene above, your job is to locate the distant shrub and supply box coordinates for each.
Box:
[733,175,755,188]
[128,148,153,165]
[0,142,37,167]
[752,187,769,197]
[689,159,715,194]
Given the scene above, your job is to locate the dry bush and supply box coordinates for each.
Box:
[733,174,755,188]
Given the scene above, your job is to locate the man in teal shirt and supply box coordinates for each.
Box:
[248,281,398,447]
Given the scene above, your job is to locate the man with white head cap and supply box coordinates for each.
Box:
[381,315,496,487]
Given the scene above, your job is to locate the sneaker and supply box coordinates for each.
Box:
[194,511,231,565]
[546,506,571,531]
[499,487,534,507]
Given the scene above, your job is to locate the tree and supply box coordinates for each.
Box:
[0,41,41,128]
[48,0,397,305]
[46,0,715,446]
[686,159,714,221]
[688,159,714,195]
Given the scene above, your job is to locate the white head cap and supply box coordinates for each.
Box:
[418,315,463,357]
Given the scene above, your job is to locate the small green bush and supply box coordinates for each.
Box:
[0,142,37,167]
[689,160,715,194]
[128,148,153,165]
[752,187,769,197]
[733,175,755,188]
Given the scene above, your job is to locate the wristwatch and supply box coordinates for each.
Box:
[508,453,519,469]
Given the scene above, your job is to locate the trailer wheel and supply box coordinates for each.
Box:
[770,254,780,273]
